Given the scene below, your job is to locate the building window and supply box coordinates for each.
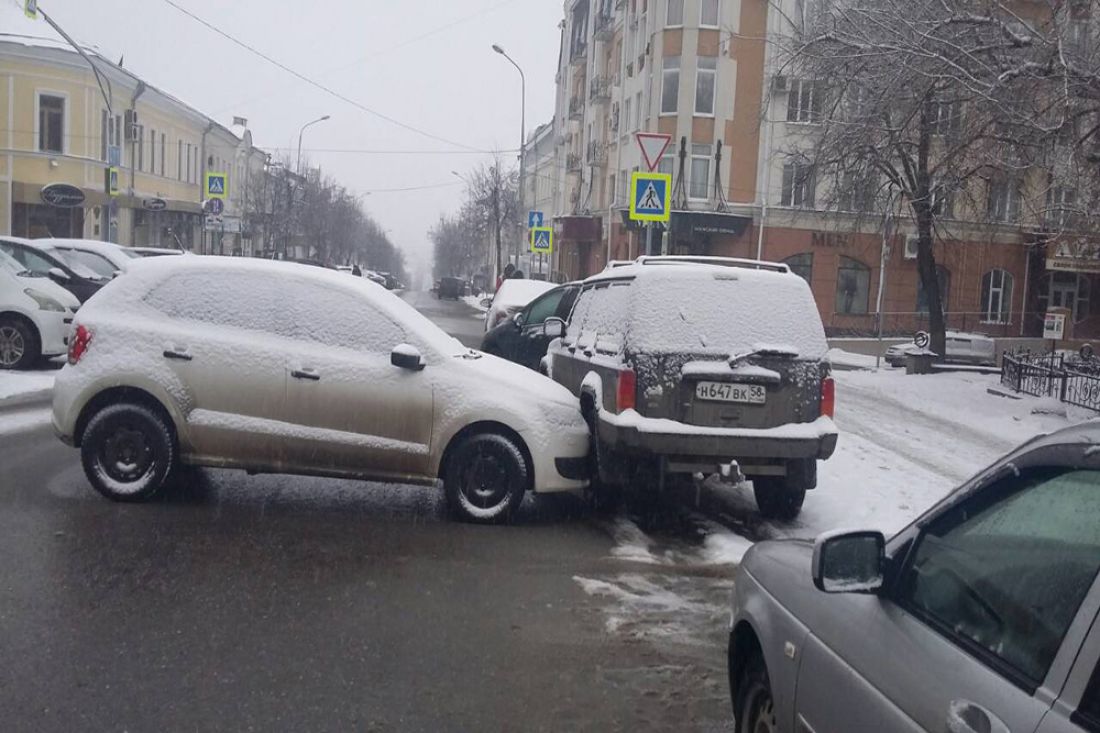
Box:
[695,56,717,115]
[689,143,712,199]
[786,79,821,123]
[836,256,871,314]
[667,0,684,26]
[186,143,192,182]
[160,133,166,177]
[932,179,955,219]
[38,93,64,153]
[194,148,200,184]
[149,128,157,174]
[929,100,962,136]
[635,91,643,129]
[784,253,813,284]
[1041,272,1091,323]
[781,161,815,207]
[980,269,1013,324]
[661,56,681,114]
[700,0,720,27]
[987,178,1021,222]
[137,127,144,172]
[916,265,951,313]
[657,157,674,179]
[623,97,633,136]
[839,173,877,212]
[101,109,109,161]
[177,140,183,180]
[1046,184,1078,230]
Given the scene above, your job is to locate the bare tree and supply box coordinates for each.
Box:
[776,0,1100,354]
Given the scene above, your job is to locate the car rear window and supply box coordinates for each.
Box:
[628,269,828,358]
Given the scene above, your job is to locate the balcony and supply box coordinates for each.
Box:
[589,75,612,102]
[593,12,614,40]
[608,107,620,133]
[568,96,585,120]
[586,141,607,167]
[567,152,583,172]
[570,41,588,65]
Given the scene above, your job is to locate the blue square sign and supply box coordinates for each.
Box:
[528,210,544,228]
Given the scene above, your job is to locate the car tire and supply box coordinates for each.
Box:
[81,403,175,503]
[0,316,41,371]
[444,432,528,523]
[734,652,775,733]
[753,476,805,521]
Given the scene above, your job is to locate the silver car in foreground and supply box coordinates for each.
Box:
[52,257,589,523]
[729,422,1100,732]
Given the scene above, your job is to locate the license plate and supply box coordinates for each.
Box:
[694,381,766,404]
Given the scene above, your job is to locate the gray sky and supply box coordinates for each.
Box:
[43,0,563,281]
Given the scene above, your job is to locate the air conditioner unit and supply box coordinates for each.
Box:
[772,75,788,91]
[124,109,140,141]
[904,236,919,260]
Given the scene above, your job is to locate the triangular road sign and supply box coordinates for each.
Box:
[636,132,672,171]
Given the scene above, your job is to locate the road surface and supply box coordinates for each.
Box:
[0,290,733,732]
[400,289,486,348]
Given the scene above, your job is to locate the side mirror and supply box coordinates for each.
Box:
[512,312,526,328]
[391,344,425,371]
[48,267,70,283]
[543,317,566,339]
[111,270,123,279]
[812,530,885,594]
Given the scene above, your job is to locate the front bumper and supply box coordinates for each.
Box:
[598,412,838,463]
[33,308,71,357]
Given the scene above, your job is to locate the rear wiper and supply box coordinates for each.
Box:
[729,344,800,366]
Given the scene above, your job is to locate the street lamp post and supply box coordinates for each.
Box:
[491,44,526,272]
[296,115,330,174]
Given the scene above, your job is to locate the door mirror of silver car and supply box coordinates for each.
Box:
[812,530,885,594]
[543,317,565,339]
[48,267,70,283]
[391,344,425,371]
[513,311,526,328]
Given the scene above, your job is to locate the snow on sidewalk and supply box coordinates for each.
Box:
[461,294,489,313]
[0,370,56,401]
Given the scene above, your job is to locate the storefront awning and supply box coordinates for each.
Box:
[669,210,752,238]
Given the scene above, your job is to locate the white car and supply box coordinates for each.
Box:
[885,330,997,367]
[39,238,138,280]
[485,279,557,332]
[51,257,589,523]
[0,249,80,369]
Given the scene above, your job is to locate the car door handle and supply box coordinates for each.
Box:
[163,349,192,361]
[946,700,1009,733]
[291,368,321,381]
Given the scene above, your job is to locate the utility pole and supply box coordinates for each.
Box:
[492,45,525,268]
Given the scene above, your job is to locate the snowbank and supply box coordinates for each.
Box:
[0,370,55,401]
[461,294,489,313]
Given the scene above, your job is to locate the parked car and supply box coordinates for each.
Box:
[129,247,185,258]
[885,330,997,367]
[481,282,580,371]
[728,421,1100,733]
[484,279,557,332]
[39,238,137,280]
[546,257,837,519]
[0,248,80,369]
[437,276,465,300]
[0,236,107,303]
[366,270,388,287]
[52,257,589,523]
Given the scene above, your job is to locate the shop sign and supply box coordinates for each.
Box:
[143,198,168,212]
[1047,238,1100,274]
[1044,311,1066,340]
[40,183,86,208]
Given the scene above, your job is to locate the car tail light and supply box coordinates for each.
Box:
[617,369,637,413]
[68,324,91,365]
[821,375,835,418]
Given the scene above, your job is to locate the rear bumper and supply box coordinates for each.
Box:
[597,412,838,463]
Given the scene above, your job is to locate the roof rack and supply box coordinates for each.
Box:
[633,255,790,274]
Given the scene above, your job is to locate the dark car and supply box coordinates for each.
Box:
[546,257,837,519]
[0,236,107,303]
[481,282,580,371]
[438,276,464,300]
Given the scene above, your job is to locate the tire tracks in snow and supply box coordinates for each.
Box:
[835,378,1017,485]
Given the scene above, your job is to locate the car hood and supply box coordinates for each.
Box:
[19,273,80,309]
[741,538,823,619]
[457,350,579,409]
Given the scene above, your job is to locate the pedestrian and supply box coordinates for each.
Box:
[511,269,525,279]
[351,264,362,277]
[496,263,516,291]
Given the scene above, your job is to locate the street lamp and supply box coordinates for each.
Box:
[296,114,331,174]
[491,44,526,273]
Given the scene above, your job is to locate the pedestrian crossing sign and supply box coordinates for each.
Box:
[530,226,553,254]
[205,171,228,200]
[629,172,671,222]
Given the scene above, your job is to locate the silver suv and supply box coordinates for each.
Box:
[545,257,837,519]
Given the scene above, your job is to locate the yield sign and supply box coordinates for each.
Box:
[635,132,672,172]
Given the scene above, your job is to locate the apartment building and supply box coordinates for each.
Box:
[550,0,1086,339]
[1,5,265,253]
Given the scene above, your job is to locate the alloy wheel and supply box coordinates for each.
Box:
[0,325,25,367]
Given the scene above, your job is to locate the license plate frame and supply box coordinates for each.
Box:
[694,381,767,405]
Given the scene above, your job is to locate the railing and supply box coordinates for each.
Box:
[568,96,585,119]
[594,12,615,39]
[590,75,613,101]
[566,152,583,172]
[1001,349,1100,412]
[586,141,607,166]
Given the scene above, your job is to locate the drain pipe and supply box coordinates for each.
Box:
[128,81,147,245]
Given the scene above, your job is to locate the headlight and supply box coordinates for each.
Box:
[24,288,65,312]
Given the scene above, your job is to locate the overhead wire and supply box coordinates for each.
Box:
[159,0,491,153]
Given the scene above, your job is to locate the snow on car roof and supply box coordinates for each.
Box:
[493,278,556,307]
[89,255,465,355]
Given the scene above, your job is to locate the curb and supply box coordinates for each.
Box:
[0,389,52,415]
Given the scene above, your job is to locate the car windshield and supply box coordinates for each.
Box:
[0,249,30,276]
[55,248,117,279]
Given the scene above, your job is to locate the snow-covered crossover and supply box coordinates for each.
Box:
[52,256,589,523]
[547,256,837,519]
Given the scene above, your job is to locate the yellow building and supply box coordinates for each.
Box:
[1,6,263,250]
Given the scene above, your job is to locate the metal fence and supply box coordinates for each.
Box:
[1001,350,1100,412]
